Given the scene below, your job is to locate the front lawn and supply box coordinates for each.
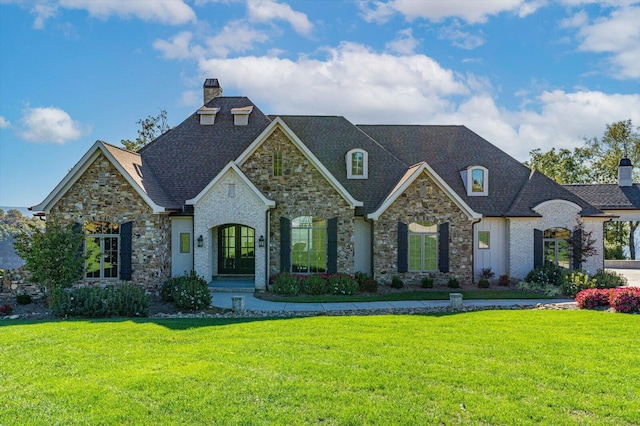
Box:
[1,311,638,425]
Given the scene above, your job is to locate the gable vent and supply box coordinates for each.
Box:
[98,172,107,186]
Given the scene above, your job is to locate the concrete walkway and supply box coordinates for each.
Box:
[211,292,573,312]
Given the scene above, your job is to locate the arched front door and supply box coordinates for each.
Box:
[218,224,255,274]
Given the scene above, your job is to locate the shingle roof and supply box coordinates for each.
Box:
[140,97,271,207]
[564,184,640,210]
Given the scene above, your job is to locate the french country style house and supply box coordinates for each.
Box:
[31,79,621,291]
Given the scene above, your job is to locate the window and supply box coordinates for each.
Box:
[180,233,191,253]
[464,166,488,196]
[273,151,283,177]
[408,221,438,272]
[291,216,326,273]
[544,227,570,269]
[346,149,368,179]
[85,221,119,279]
[478,231,490,249]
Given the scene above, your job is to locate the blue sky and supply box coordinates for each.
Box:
[1,0,639,208]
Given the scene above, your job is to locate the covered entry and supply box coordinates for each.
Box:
[218,224,255,275]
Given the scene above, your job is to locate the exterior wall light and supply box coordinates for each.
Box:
[258,235,265,247]
[197,235,204,247]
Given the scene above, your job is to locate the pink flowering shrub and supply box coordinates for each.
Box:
[609,287,640,314]
[575,288,610,309]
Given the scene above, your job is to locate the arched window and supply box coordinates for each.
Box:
[408,221,438,272]
[291,216,326,273]
[85,221,119,279]
[346,149,368,179]
[544,227,570,269]
[465,166,488,196]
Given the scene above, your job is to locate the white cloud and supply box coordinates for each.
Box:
[59,0,196,25]
[559,10,588,29]
[31,2,58,29]
[0,116,11,129]
[438,21,485,49]
[385,28,419,55]
[362,0,539,24]
[19,106,88,144]
[247,0,313,35]
[573,6,640,79]
[154,31,204,59]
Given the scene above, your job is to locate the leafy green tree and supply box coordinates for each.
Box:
[13,222,85,290]
[121,109,170,152]
[524,147,592,184]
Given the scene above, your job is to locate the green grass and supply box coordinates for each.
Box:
[1,311,639,425]
[258,289,558,303]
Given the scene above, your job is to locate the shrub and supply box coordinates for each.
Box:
[47,285,150,318]
[517,281,563,297]
[592,269,627,288]
[354,272,368,286]
[301,274,330,295]
[390,275,404,289]
[609,287,640,313]
[562,271,597,297]
[359,278,378,293]
[480,268,495,280]
[271,273,301,296]
[575,288,610,309]
[498,274,511,286]
[0,304,14,315]
[525,263,568,287]
[478,278,490,289]
[16,294,32,305]
[329,274,358,296]
[447,277,460,288]
[421,276,434,289]
[161,272,211,310]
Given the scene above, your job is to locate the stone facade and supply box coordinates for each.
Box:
[373,171,474,285]
[241,127,355,276]
[48,153,171,291]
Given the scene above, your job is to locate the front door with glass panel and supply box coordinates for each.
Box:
[218,225,255,274]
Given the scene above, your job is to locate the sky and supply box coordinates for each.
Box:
[1,0,639,209]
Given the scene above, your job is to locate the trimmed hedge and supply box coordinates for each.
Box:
[48,285,150,318]
[270,273,362,296]
[575,287,640,313]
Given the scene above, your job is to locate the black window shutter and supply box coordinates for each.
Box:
[280,217,291,272]
[534,229,543,268]
[438,222,450,273]
[397,222,408,273]
[120,221,133,281]
[327,217,338,274]
[572,227,582,270]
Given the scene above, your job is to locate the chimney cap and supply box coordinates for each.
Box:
[204,78,220,88]
[619,157,633,167]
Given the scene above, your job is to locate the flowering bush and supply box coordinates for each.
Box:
[329,273,358,295]
[301,274,330,295]
[562,271,597,297]
[609,287,640,314]
[0,303,14,315]
[575,288,610,309]
[592,269,627,288]
[161,272,210,310]
[270,273,302,295]
[525,264,568,287]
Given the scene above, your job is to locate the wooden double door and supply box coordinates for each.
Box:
[218,224,255,274]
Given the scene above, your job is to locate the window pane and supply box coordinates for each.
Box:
[557,240,570,269]
[544,240,556,265]
[478,231,490,249]
[409,234,422,271]
[472,169,484,192]
[291,216,326,273]
[273,151,283,177]
[352,152,364,175]
[424,235,437,271]
[180,233,190,253]
[85,237,101,278]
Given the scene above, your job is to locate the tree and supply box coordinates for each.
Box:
[121,109,170,152]
[569,220,598,265]
[524,147,592,184]
[13,222,85,290]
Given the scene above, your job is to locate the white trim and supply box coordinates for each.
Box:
[186,161,276,207]
[235,117,363,208]
[346,148,368,179]
[30,141,166,214]
[466,165,488,196]
[367,162,482,220]
[533,199,582,213]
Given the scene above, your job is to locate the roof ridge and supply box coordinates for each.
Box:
[504,168,536,216]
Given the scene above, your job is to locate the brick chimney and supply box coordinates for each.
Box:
[203,79,222,105]
[618,157,633,187]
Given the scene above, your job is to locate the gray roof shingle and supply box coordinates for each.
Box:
[564,184,640,210]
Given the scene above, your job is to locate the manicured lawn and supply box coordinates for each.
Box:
[1,311,639,425]
[259,289,559,303]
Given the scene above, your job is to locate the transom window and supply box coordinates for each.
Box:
[291,216,326,273]
[85,221,119,279]
[408,221,438,272]
[346,149,368,179]
[273,151,283,177]
[544,227,570,269]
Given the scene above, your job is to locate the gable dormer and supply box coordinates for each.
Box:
[346,148,368,179]
[461,165,488,196]
[197,106,220,125]
[231,106,254,126]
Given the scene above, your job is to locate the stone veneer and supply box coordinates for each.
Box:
[373,171,474,285]
[48,153,171,291]
[241,127,355,276]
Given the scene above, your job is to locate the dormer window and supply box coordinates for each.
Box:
[197,106,220,125]
[462,166,488,196]
[346,149,368,179]
[231,106,253,126]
